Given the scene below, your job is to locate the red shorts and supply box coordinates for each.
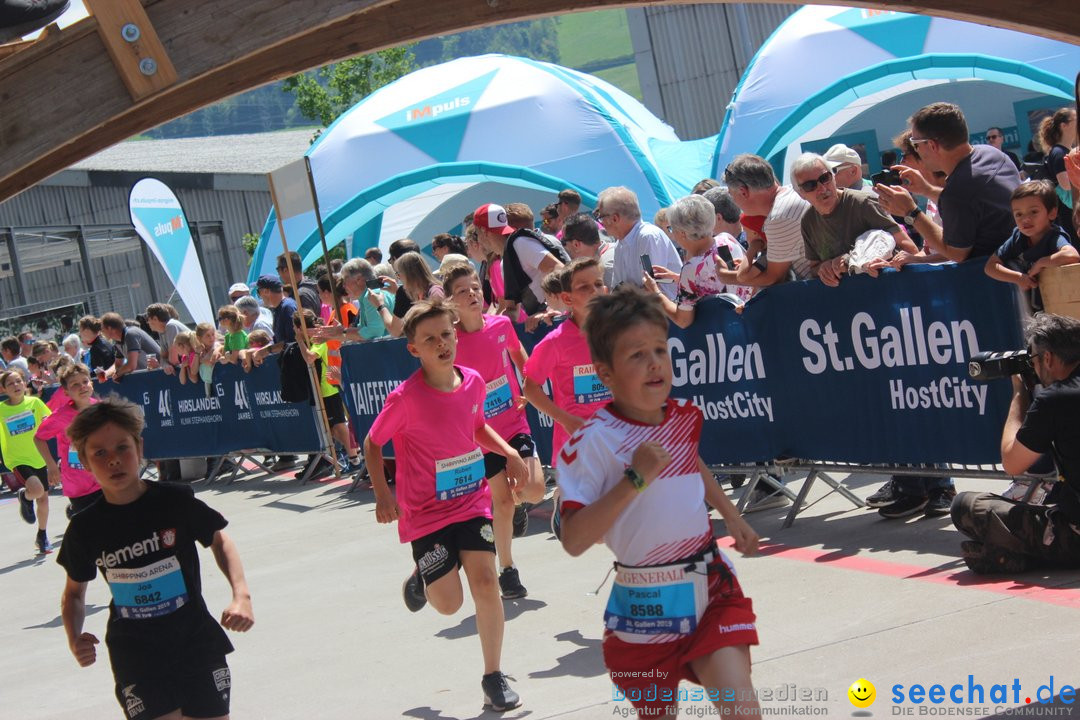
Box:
[604,566,758,714]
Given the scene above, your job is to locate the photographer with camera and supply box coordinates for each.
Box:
[952,313,1080,574]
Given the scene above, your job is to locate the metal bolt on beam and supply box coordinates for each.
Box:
[139,58,157,75]
[121,23,140,42]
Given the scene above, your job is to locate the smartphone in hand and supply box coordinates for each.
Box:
[640,253,655,278]
[715,245,734,268]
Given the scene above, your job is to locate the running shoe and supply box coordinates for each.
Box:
[36,529,52,554]
[481,671,521,712]
[17,488,35,524]
[402,567,427,612]
[512,503,529,538]
[498,566,528,599]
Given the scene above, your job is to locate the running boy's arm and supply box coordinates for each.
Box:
[506,340,530,410]
[61,577,99,667]
[475,423,527,488]
[523,377,583,434]
[210,530,255,632]
[33,436,61,488]
[698,458,758,556]
[560,441,670,557]
[363,434,400,524]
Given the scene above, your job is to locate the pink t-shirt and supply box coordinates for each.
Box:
[523,317,612,461]
[34,397,101,499]
[367,366,492,542]
[454,314,530,441]
[46,386,70,411]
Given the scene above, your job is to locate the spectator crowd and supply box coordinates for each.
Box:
[2,100,1079,565]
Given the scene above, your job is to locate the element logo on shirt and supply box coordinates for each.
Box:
[161,528,177,548]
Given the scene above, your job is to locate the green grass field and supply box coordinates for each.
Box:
[556,10,640,100]
[594,63,642,100]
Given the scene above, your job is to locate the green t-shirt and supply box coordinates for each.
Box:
[312,342,338,398]
[224,330,249,352]
[0,396,51,469]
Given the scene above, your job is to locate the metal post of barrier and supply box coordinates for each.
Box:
[267,167,339,484]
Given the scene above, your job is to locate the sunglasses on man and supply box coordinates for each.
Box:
[797,171,834,193]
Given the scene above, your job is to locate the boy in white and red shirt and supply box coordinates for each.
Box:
[34,363,102,517]
[363,297,528,713]
[558,286,761,718]
[443,263,546,600]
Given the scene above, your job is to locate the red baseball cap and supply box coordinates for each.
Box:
[473,203,514,235]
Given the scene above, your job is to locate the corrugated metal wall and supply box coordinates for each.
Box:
[629,3,798,141]
[0,175,268,319]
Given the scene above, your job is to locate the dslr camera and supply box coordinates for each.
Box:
[968,350,1037,386]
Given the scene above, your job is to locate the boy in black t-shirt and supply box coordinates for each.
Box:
[58,397,254,720]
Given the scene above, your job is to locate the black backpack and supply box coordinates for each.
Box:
[278,343,322,404]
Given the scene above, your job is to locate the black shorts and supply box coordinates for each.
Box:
[12,465,46,490]
[483,433,536,479]
[323,392,346,426]
[114,658,231,720]
[410,516,495,585]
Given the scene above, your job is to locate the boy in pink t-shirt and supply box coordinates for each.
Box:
[523,257,612,461]
[362,298,527,713]
[443,263,546,601]
[34,363,102,517]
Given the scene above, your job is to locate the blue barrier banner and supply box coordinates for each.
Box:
[338,261,1023,467]
[669,261,1023,465]
[97,359,323,459]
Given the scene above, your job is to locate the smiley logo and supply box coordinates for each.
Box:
[848,678,876,708]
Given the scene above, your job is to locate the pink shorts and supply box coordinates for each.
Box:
[604,568,758,714]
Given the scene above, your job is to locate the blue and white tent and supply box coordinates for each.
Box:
[712,6,1080,180]
[250,55,699,281]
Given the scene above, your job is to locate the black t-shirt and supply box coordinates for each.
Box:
[938,145,1020,258]
[1017,367,1080,522]
[57,482,232,676]
[297,279,321,317]
[87,335,115,371]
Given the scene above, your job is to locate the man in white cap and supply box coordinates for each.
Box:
[474,202,566,316]
[824,143,873,192]
[228,282,251,302]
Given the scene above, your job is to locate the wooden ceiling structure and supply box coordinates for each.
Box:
[0,0,1077,204]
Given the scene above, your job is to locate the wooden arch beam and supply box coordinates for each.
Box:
[0,0,1077,203]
